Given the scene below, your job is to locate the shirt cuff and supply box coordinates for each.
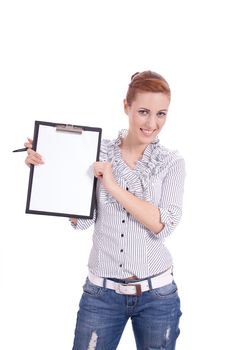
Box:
[69,209,96,230]
[157,206,182,239]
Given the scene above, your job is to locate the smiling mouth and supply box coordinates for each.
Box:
[140,128,156,136]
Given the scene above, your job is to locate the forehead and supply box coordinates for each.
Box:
[132,92,170,109]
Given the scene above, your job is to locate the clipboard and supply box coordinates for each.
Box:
[25,120,102,218]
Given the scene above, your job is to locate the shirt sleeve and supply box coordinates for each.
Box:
[157,157,185,239]
[69,209,97,230]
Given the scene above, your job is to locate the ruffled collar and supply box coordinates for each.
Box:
[112,129,160,174]
[100,129,174,202]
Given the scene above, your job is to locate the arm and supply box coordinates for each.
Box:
[93,158,185,235]
[93,162,162,234]
[110,184,163,233]
[157,158,185,238]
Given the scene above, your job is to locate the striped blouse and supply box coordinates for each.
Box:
[72,129,185,279]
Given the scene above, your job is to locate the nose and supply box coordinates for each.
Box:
[145,115,159,129]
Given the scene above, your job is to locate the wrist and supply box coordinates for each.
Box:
[105,178,119,195]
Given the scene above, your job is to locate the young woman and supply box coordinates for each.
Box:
[25,71,185,350]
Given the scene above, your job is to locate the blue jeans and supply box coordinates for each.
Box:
[72,277,181,350]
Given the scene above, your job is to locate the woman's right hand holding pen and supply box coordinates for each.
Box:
[24,138,44,167]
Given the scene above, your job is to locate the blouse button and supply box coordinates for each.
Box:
[122,220,125,223]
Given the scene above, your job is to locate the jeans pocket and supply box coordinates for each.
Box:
[82,278,105,297]
[152,281,178,299]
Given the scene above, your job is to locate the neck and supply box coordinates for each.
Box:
[121,135,147,156]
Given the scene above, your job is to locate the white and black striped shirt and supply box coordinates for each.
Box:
[72,129,185,279]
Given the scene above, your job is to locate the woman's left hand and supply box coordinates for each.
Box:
[93,161,117,191]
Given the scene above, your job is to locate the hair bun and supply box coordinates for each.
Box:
[131,72,140,81]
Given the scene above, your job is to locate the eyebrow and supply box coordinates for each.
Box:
[139,107,168,112]
[138,107,150,111]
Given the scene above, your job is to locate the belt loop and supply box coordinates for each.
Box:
[103,277,107,288]
[147,277,153,290]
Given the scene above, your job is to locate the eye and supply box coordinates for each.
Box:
[157,111,167,118]
[138,109,150,117]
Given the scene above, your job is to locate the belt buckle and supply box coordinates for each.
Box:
[116,283,142,296]
[130,284,142,296]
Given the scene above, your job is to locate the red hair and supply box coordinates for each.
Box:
[126,71,171,106]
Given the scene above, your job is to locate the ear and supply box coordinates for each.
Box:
[123,99,129,114]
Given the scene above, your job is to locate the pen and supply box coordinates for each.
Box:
[12,147,28,153]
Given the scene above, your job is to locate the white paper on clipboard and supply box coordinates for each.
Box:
[26,121,102,218]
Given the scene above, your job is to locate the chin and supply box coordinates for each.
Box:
[137,136,153,146]
[139,131,156,143]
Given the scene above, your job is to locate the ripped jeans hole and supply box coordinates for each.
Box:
[87,331,98,350]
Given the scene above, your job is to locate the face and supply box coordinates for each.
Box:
[124,92,170,145]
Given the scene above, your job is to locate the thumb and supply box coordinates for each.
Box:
[24,137,33,148]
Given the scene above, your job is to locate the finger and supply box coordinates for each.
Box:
[24,137,33,148]
[25,153,44,166]
[94,174,103,179]
[25,157,36,166]
[70,218,77,225]
[27,148,43,159]
[25,157,43,166]
[24,142,32,148]
[93,167,103,177]
[25,159,41,166]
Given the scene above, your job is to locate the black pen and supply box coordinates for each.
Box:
[12,147,28,153]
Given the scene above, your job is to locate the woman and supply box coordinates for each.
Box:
[25,70,185,350]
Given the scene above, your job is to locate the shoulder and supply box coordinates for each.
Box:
[100,138,113,150]
[149,142,185,176]
[99,138,115,161]
[154,143,184,162]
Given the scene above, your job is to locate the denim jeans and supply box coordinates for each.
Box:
[72,277,181,350]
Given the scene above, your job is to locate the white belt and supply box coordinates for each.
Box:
[88,268,173,296]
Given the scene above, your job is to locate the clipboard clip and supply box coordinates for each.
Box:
[56,124,83,134]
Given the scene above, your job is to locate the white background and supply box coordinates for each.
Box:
[0,1,232,349]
